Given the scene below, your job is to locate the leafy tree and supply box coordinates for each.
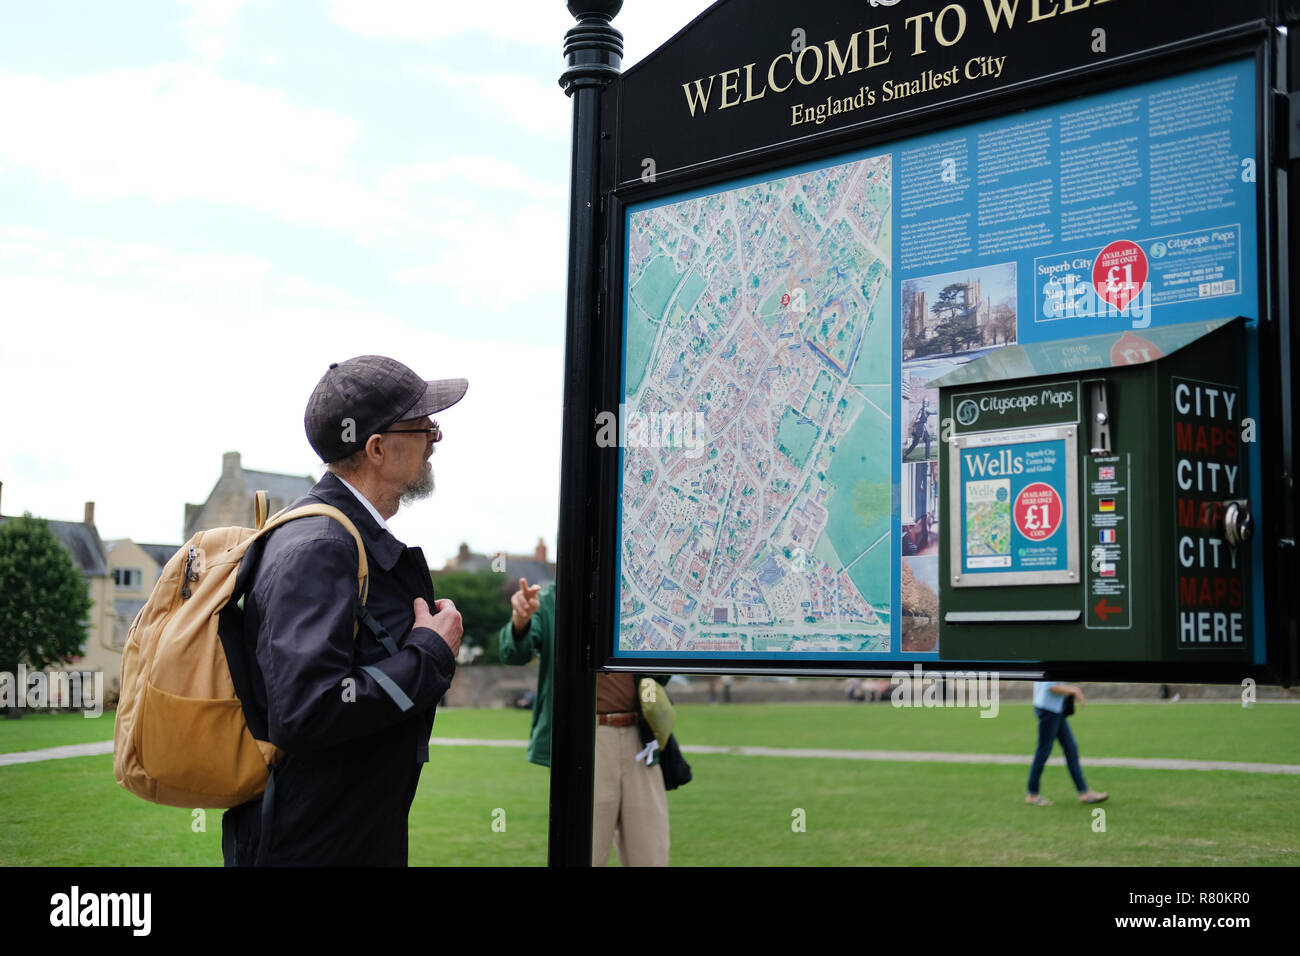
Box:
[931,283,982,354]
[430,569,513,665]
[931,283,965,326]
[0,514,93,715]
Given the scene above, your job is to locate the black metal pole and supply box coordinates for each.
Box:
[1281,10,1300,684]
[551,0,622,866]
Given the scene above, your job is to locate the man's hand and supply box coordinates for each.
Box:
[415,596,462,657]
[512,578,542,633]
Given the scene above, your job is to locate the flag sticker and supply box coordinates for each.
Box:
[1100,529,1116,543]
[1099,466,1115,481]
[1099,499,1116,512]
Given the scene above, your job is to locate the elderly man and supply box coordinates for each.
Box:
[221,355,466,866]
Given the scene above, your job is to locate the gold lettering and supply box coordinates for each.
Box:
[719,68,742,109]
[866,24,891,67]
[904,12,934,56]
[982,0,1020,32]
[1029,0,1060,22]
[794,44,824,85]
[935,4,967,46]
[825,33,862,80]
[743,62,766,102]
[1061,0,1091,10]
[682,75,716,117]
[768,52,794,93]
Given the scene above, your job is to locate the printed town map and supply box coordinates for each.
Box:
[619,154,894,655]
[964,479,1011,567]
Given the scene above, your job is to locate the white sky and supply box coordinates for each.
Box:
[0,0,716,566]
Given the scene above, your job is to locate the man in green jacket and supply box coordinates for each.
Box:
[498,578,669,866]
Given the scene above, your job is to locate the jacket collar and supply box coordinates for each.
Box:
[304,472,406,572]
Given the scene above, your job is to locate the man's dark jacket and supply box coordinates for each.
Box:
[221,473,456,866]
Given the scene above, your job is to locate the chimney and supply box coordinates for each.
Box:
[457,543,471,566]
[84,501,95,526]
[222,451,241,479]
[534,538,547,563]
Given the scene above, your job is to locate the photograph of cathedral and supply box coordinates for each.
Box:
[901,262,1017,362]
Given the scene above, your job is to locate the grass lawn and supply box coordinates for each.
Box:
[0,710,122,753]
[2,701,1297,866]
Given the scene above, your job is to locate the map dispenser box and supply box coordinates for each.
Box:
[933,317,1252,664]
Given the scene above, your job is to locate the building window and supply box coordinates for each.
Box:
[112,568,144,589]
[113,600,147,647]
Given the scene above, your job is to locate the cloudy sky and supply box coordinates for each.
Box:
[0,0,714,567]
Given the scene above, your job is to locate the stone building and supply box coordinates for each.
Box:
[102,539,179,652]
[184,451,315,539]
[441,539,556,596]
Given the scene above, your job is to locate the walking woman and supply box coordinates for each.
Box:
[1025,681,1109,806]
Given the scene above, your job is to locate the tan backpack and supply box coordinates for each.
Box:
[113,492,369,809]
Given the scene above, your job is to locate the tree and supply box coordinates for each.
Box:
[930,283,982,355]
[429,569,513,665]
[0,514,93,715]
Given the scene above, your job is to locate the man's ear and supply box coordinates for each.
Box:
[363,432,385,465]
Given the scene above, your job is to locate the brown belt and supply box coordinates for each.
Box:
[596,711,638,727]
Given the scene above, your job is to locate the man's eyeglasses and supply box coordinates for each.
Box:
[380,421,442,442]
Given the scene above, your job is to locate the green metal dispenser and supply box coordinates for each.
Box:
[935,317,1252,664]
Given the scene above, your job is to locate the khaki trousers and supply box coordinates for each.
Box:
[592,723,670,866]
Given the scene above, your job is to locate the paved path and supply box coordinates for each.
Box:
[4,737,1298,775]
[0,741,114,765]
[429,738,1300,775]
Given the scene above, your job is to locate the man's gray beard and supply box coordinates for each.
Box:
[399,461,435,506]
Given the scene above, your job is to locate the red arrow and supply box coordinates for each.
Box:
[1094,597,1122,622]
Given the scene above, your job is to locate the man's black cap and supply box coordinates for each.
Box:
[304,355,468,463]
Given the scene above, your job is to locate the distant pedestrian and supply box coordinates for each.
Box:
[1025,681,1108,806]
[708,675,733,704]
[499,578,688,866]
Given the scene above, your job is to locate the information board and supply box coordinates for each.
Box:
[611,52,1262,663]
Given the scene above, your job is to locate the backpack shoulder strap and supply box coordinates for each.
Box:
[250,497,401,657]
[263,504,400,655]
[256,502,370,606]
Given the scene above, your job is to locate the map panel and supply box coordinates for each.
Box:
[618,154,894,657]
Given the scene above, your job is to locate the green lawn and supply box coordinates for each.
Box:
[17,699,1299,763]
[2,701,1297,866]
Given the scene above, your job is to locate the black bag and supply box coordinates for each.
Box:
[660,734,693,791]
[1062,693,1075,716]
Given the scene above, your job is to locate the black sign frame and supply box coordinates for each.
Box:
[578,1,1294,684]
